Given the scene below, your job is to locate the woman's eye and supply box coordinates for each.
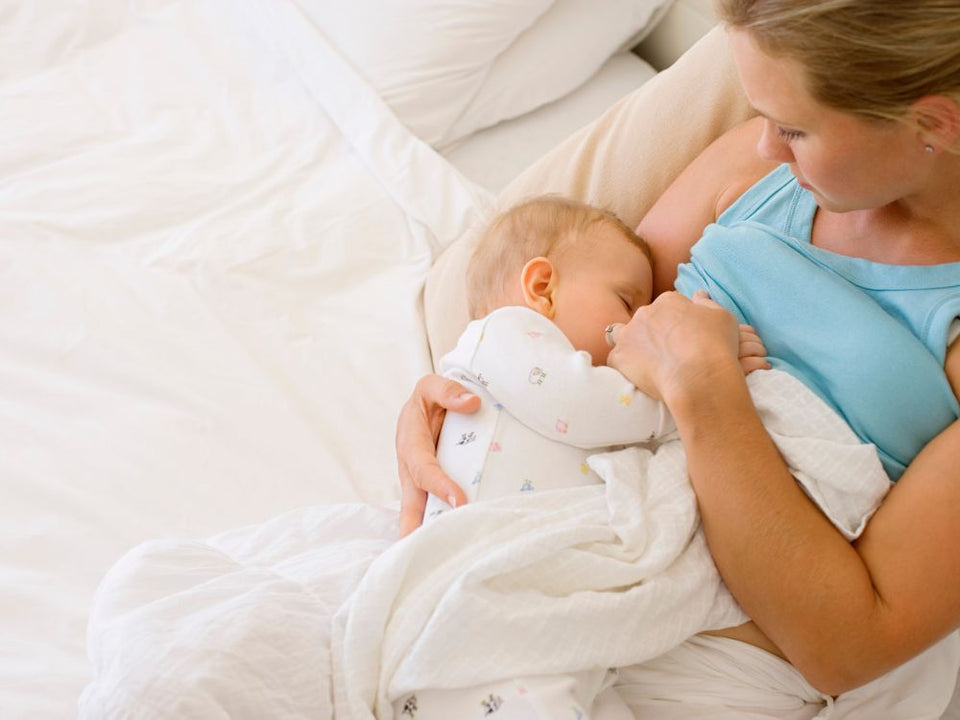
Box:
[777,126,803,141]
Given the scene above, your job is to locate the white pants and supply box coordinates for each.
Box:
[616,633,960,720]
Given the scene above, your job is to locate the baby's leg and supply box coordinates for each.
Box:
[393,670,633,720]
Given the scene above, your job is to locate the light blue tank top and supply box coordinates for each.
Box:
[676,164,960,480]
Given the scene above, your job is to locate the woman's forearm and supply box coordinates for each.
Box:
[666,362,896,694]
[611,292,960,692]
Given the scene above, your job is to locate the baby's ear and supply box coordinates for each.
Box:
[519,256,557,318]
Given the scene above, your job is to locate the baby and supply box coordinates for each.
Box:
[423,195,759,522]
[404,196,763,719]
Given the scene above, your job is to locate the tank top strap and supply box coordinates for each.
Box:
[718,164,810,236]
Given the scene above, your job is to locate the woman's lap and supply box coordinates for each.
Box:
[615,632,960,720]
[615,635,827,719]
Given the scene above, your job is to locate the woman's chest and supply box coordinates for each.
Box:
[811,208,960,265]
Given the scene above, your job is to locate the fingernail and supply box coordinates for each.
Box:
[447,495,458,508]
[456,393,475,401]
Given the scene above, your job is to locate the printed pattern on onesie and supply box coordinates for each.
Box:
[395,677,595,719]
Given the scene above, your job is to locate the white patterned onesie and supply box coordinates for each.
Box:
[412,305,675,720]
[424,306,674,521]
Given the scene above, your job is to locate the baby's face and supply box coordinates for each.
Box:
[550,228,653,365]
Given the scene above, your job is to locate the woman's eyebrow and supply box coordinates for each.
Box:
[753,107,803,128]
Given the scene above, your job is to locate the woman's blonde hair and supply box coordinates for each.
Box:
[467,196,651,319]
[717,0,960,148]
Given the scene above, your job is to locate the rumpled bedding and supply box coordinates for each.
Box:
[80,369,891,718]
[0,1,488,714]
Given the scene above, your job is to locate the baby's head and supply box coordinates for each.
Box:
[468,196,654,366]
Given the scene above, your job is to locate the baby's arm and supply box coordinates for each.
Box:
[440,307,674,449]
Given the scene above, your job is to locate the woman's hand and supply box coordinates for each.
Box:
[607,290,744,404]
[396,374,480,537]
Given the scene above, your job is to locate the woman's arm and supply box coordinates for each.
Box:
[611,291,960,696]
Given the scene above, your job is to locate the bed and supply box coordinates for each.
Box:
[3,1,957,718]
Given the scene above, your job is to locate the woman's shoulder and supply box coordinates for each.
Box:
[637,117,780,295]
[710,118,783,217]
[651,117,779,221]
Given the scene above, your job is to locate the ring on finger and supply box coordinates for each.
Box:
[604,323,622,348]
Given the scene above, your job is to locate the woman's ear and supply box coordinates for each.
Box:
[519,256,558,318]
[913,95,960,152]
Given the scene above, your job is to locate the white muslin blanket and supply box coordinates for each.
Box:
[81,370,891,718]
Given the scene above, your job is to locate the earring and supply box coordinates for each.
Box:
[925,144,935,153]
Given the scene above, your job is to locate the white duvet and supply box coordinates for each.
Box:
[80,369,891,719]
[0,1,488,715]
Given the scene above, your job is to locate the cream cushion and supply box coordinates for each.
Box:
[424,24,756,368]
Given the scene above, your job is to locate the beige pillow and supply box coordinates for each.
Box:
[424,24,756,368]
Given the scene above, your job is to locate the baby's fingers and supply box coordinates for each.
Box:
[738,323,770,374]
[738,324,766,354]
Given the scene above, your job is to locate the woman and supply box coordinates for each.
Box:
[396,0,960,714]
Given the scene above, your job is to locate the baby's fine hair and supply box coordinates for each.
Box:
[718,0,960,153]
[467,196,652,319]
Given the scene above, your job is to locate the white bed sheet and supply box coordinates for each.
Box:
[0,1,490,715]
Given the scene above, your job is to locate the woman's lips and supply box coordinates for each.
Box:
[790,166,812,191]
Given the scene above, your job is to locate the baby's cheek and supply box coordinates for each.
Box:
[589,337,610,367]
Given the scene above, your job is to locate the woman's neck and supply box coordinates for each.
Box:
[813,156,960,265]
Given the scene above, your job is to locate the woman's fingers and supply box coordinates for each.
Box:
[396,374,480,537]
[399,458,460,537]
[609,291,743,399]
[413,374,482,413]
[604,322,624,348]
[691,289,721,308]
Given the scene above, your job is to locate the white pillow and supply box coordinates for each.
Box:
[443,0,673,147]
[297,0,673,148]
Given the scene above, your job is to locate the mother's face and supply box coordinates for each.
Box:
[729,29,924,214]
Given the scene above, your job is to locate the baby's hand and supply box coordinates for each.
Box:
[738,324,770,375]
